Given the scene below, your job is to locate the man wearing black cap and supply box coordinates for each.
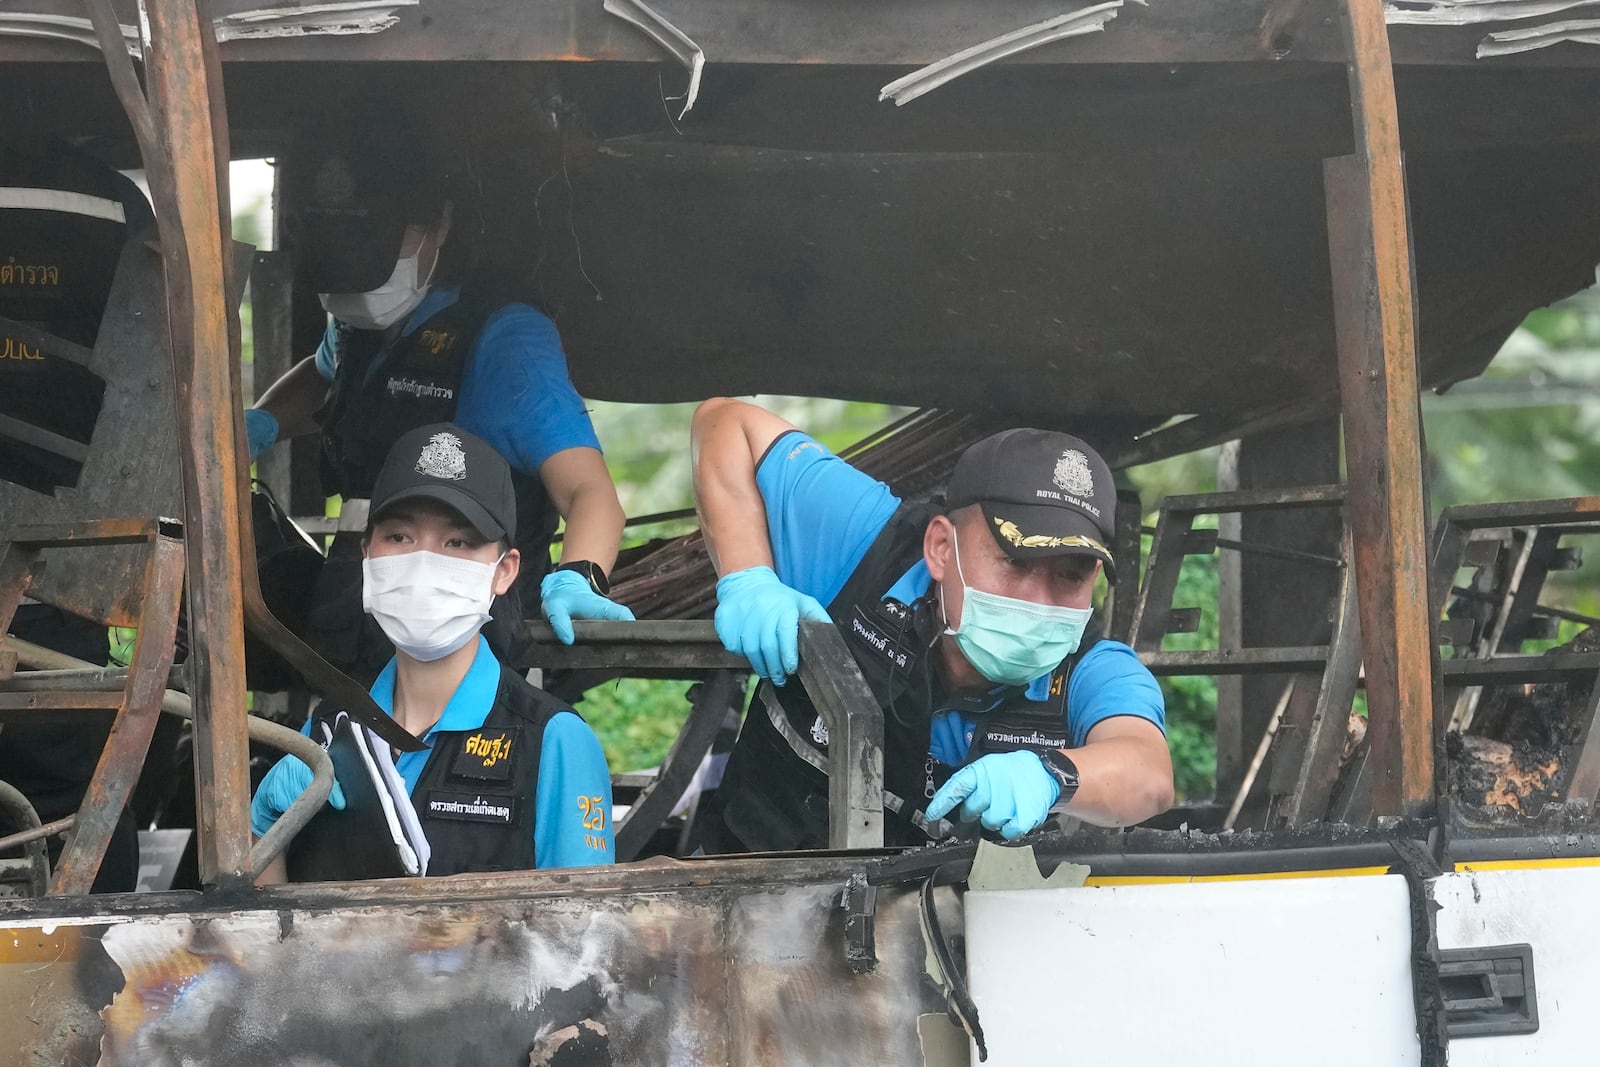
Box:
[690,399,1173,852]
[245,112,632,680]
[251,423,614,880]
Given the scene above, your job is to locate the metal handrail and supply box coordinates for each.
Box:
[1,636,334,881]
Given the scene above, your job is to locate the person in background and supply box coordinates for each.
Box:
[251,424,614,880]
[245,111,631,681]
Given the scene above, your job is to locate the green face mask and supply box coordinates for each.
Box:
[941,529,1093,686]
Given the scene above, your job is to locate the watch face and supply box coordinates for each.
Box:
[562,561,608,596]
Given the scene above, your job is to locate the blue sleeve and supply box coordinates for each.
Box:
[533,711,615,868]
[755,430,902,605]
[1065,640,1166,748]
[313,317,339,381]
[455,304,603,475]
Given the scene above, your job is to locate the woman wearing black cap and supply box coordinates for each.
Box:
[245,112,632,682]
[251,424,614,882]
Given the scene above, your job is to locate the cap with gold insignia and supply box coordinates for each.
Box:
[946,428,1117,581]
[369,422,517,543]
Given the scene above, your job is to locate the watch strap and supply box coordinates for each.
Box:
[1038,748,1081,807]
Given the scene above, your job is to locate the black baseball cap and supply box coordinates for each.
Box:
[369,423,517,543]
[280,115,445,294]
[946,428,1117,581]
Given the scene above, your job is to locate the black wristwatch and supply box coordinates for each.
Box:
[1038,749,1081,807]
[555,560,611,597]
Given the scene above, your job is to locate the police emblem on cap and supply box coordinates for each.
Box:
[312,158,357,207]
[1053,449,1095,497]
[415,431,468,481]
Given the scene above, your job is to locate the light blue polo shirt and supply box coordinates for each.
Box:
[316,286,602,473]
[754,430,1166,766]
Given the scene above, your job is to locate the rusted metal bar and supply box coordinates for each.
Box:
[0,543,42,640]
[1325,0,1438,819]
[1427,512,1470,625]
[8,518,164,547]
[528,621,747,670]
[1129,507,1194,652]
[1441,497,1600,529]
[1108,488,1143,643]
[1280,530,1365,826]
[1142,648,1331,675]
[613,670,742,862]
[1159,484,1347,515]
[1495,527,1565,654]
[0,693,128,716]
[0,815,74,854]
[0,665,185,692]
[139,0,253,890]
[1439,654,1600,686]
[1149,527,1345,569]
[51,534,185,895]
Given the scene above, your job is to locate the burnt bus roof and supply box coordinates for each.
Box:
[3,0,1599,442]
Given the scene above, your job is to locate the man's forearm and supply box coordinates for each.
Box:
[556,482,625,573]
[1057,733,1175,828]
[253,354,330,440]
[691,398,783,577]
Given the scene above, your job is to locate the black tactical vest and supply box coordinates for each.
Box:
[288,665,568,878]
[319,278,560,576]
[700,498,1100,854]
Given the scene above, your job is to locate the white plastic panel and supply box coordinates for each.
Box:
[1435,865,1600,1066]
[964,875,1420,1066]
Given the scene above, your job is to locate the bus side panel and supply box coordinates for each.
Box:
[1436,865,1600,1065]
[964,875,1419,1066]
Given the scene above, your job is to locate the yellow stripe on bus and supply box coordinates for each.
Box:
[1084,866,1391,886]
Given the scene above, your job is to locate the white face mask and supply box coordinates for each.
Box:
[320,207,450,330]
[361,549,500,662]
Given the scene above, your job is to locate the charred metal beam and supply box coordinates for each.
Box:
[50,531,184,894]
[1142,648,1333,675]
[137,0,252,889]
[1438,496,1600,529]
[1278,529,1365,826]
[1325,0,1438,819]
[1438,653,1600,685]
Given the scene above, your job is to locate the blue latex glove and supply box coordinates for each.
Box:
[714,565,830,687]
[925,751,1061,841]
[540,569,637,645]
[244,408,279,460]
[250,754,345,838]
